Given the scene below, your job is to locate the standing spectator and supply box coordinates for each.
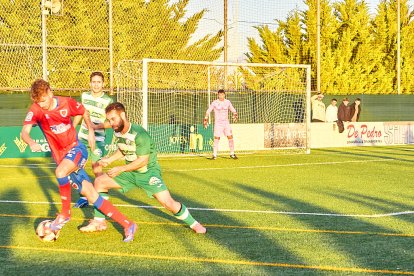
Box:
[337,97,351,133]
[310,93,326,122]
[325,98,338,123]
[350,98,362,122]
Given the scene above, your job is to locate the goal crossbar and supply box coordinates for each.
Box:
[117,58,312,155]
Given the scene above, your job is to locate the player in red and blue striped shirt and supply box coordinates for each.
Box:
[21,79,137,242]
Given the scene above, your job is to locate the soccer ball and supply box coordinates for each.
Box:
[36,220,60,242]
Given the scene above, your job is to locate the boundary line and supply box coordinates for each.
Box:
[0,213,413,238]
[0,245,413,275]
[0,199,412,218]
[0,158,396,172]
[165,159,394,172]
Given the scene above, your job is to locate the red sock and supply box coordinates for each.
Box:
[97,198,132,228]
[58,183,71,218]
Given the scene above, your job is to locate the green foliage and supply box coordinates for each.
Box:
[113,0,222,62]
[247,0,414,94]
[0,0,222,91]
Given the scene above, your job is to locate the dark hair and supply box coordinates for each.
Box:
[90,71,104,82]
[105,102,125,114]
[30,79,50,102]
[343,97,349,102]
[218,89,225,94]
[355,98,361,101]
[332,98,337,102]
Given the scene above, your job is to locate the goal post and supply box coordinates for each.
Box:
[116,58,311,155]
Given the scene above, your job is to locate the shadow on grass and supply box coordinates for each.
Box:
[0,188,29,274]
[316,147,414,163]
[317,188,414,224]
[22,159,60,218]
[168,171,310,273]
[234,182,414,272]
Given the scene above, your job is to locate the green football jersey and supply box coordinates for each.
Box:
[78,91,113,142]
[114,124,158,172]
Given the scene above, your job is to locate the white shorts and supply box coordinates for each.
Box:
[214,123,233,137]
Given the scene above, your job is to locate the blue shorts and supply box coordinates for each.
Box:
[64,142,88,169]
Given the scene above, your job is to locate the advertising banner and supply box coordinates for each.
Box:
[2,121,413,158]
[148,124,214,154]
[311,121,414,148]
[0,126,51,158]
[0,127,116,159]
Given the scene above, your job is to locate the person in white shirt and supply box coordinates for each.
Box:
[310,93,326,122]
[325,98,338,122]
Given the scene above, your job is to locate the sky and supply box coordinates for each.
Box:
[179,0,395,62]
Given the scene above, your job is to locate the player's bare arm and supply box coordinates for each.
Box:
[106,154,150,178]
[93,120,111,130]
[98,149,124,167]
[81,110,96,151]
[232,112,238,122]
[21,124,41,152]
[72,115,82,129]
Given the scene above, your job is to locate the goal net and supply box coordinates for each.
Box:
[116,58,311,155]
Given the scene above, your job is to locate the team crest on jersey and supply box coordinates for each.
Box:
[60,109,68,117]
[25,111,33,122]
[149,176,162,186]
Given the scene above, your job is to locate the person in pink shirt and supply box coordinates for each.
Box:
[204,89,238,160]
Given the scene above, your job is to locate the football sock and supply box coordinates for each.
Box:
[228,139,235,155]
[94,192,109,219]
[57,176,71,218]
[174,203,197,228]
[213,139,219,157]
[93,195,132,228]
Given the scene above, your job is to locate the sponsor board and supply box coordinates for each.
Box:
[0,126,51,158]
[2,122,413,158]
[0,126,116,159]
[311,121,414,148]
[148,124,214,154]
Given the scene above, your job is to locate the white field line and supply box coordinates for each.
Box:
[0,199,412,218]
[166,158,394,172]
[0,164,57,169]
[0,158,395,172]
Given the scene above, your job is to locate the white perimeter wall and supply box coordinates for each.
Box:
[216,122,414,151]
[310,121,414,148]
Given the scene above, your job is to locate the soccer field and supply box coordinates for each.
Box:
[0,146,413,275]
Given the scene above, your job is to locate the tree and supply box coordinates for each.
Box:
[0,0,223,92]
[373,0,414,94]
[113,0,222,62]
[246,0,414,94]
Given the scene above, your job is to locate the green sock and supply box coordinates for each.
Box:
[94,192,109,219]
[174,203,197,228]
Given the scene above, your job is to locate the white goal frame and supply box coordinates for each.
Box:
[117,58,312,154]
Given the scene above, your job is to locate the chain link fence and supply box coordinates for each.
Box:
[0,0,413,96]
[0,0,110,94]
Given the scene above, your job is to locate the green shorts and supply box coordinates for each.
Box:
[114,165,168,197]
[80,138,107,162]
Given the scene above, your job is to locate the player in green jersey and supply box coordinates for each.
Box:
[79,102,206,234]
[73,72,113,208]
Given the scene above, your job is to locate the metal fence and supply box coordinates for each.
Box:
[0,0,413,94]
